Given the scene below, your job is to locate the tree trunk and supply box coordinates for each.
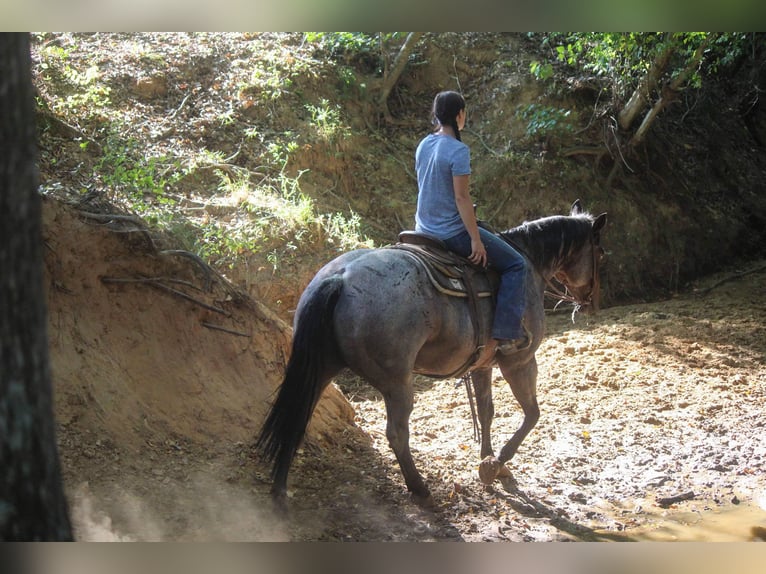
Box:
[618,35,676,131]
[378,32,424,120]
[631,33,718,146]
[0,33,73,541]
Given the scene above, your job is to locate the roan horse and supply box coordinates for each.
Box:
[256,200,607,510]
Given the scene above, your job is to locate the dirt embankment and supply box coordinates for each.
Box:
[45,197,766,541]
[43,198,355,540]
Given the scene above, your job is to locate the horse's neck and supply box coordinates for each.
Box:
[506,235,555,279]
[503,216,587,279]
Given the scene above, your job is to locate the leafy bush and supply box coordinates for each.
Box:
[515,104,576,139]
[96,136,182,210]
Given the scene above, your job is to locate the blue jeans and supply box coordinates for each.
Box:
[443,228,527,340]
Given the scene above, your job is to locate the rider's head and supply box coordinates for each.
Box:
[431,91,466,141]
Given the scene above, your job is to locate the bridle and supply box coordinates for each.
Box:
[492,218,605,319]
[545,232,605,319]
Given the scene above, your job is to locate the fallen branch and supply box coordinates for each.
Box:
[560,145,608,157]
[37,108,103,153]
[201,321,250,338]
[695,264,766,296]
[378,32,424,120]
[78,212,143,224]
[98,276,204,292]
[168,92,192,120]
[160,250,215,291]
[656,491,695,508]
[463,128,504,157]
[101,276,230,316]
[78,211,156,251]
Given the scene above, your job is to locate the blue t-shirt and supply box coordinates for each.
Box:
[414,133,471,240]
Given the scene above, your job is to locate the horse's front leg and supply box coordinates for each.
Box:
[479,357,540,485]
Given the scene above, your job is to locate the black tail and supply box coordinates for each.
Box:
[255,274,344,495]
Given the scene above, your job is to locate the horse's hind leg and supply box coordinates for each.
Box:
[379,378,433,506]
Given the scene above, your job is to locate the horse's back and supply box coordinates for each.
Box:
[331,248,436,325]
[299,248,424,323]
[307,247,476,377]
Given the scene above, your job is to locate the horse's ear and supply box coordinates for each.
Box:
[571,199,583,215]
[592,212,607,233]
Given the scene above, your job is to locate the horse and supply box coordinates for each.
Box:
[256,200,607,510]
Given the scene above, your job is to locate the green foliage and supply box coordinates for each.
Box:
[96,136,182,211]
[37,40,112,118]
[197,169,371,269]
[516,104,575,139]
[91,128,371,269]
[240,42,319,106]
[248,64,295,102]
[706,33,754,72]
[304,32,403,75]
[336,65,365,96]
[33,33,377,275]
[321,210,369,251]
[304,32,384,58]
[266,138,299,170]
[529,32,753,103]
[305,98,349,141]
[529,60,554,81]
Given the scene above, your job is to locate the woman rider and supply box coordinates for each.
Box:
[415,90,529,355]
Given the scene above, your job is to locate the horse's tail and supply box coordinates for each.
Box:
[255,274,344,497]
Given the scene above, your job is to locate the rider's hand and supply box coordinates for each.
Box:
[469,237,487,267]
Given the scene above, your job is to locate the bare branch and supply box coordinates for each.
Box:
[631,34,718,146]
[101,276,230,316]
[618,34,676,131]
[78,212,143,224]
[378,32,424,120]
[200,321,251,337]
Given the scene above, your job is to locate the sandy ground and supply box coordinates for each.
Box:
[250,263,766,542]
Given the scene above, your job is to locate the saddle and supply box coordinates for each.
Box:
[390,231,500,377]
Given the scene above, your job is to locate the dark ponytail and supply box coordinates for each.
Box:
[431,90,465,142]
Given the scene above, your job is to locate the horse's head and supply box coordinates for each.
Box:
[551,200,607,313]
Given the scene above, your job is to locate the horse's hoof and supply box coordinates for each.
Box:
[497,464,513,478]
[478,456,507,485]
[271,490,289,517]
[411,491,436,508]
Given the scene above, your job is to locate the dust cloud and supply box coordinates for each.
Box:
[69,473,290,542]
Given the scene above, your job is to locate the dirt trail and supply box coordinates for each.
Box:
[46,199,765,541]
[341,266,766,541]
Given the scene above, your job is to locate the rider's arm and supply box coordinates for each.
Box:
[453,174,487,267]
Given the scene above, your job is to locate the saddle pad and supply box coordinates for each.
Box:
[389,242,494,299]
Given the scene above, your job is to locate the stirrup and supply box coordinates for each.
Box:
[496,324,532,355]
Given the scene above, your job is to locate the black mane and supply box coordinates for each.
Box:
[500,213,595,273]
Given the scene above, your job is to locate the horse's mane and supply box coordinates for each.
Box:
[500,213,595,271]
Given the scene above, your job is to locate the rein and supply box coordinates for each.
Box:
[500,232,598,318]
[544,233,603,321]
[544,279,584,323]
